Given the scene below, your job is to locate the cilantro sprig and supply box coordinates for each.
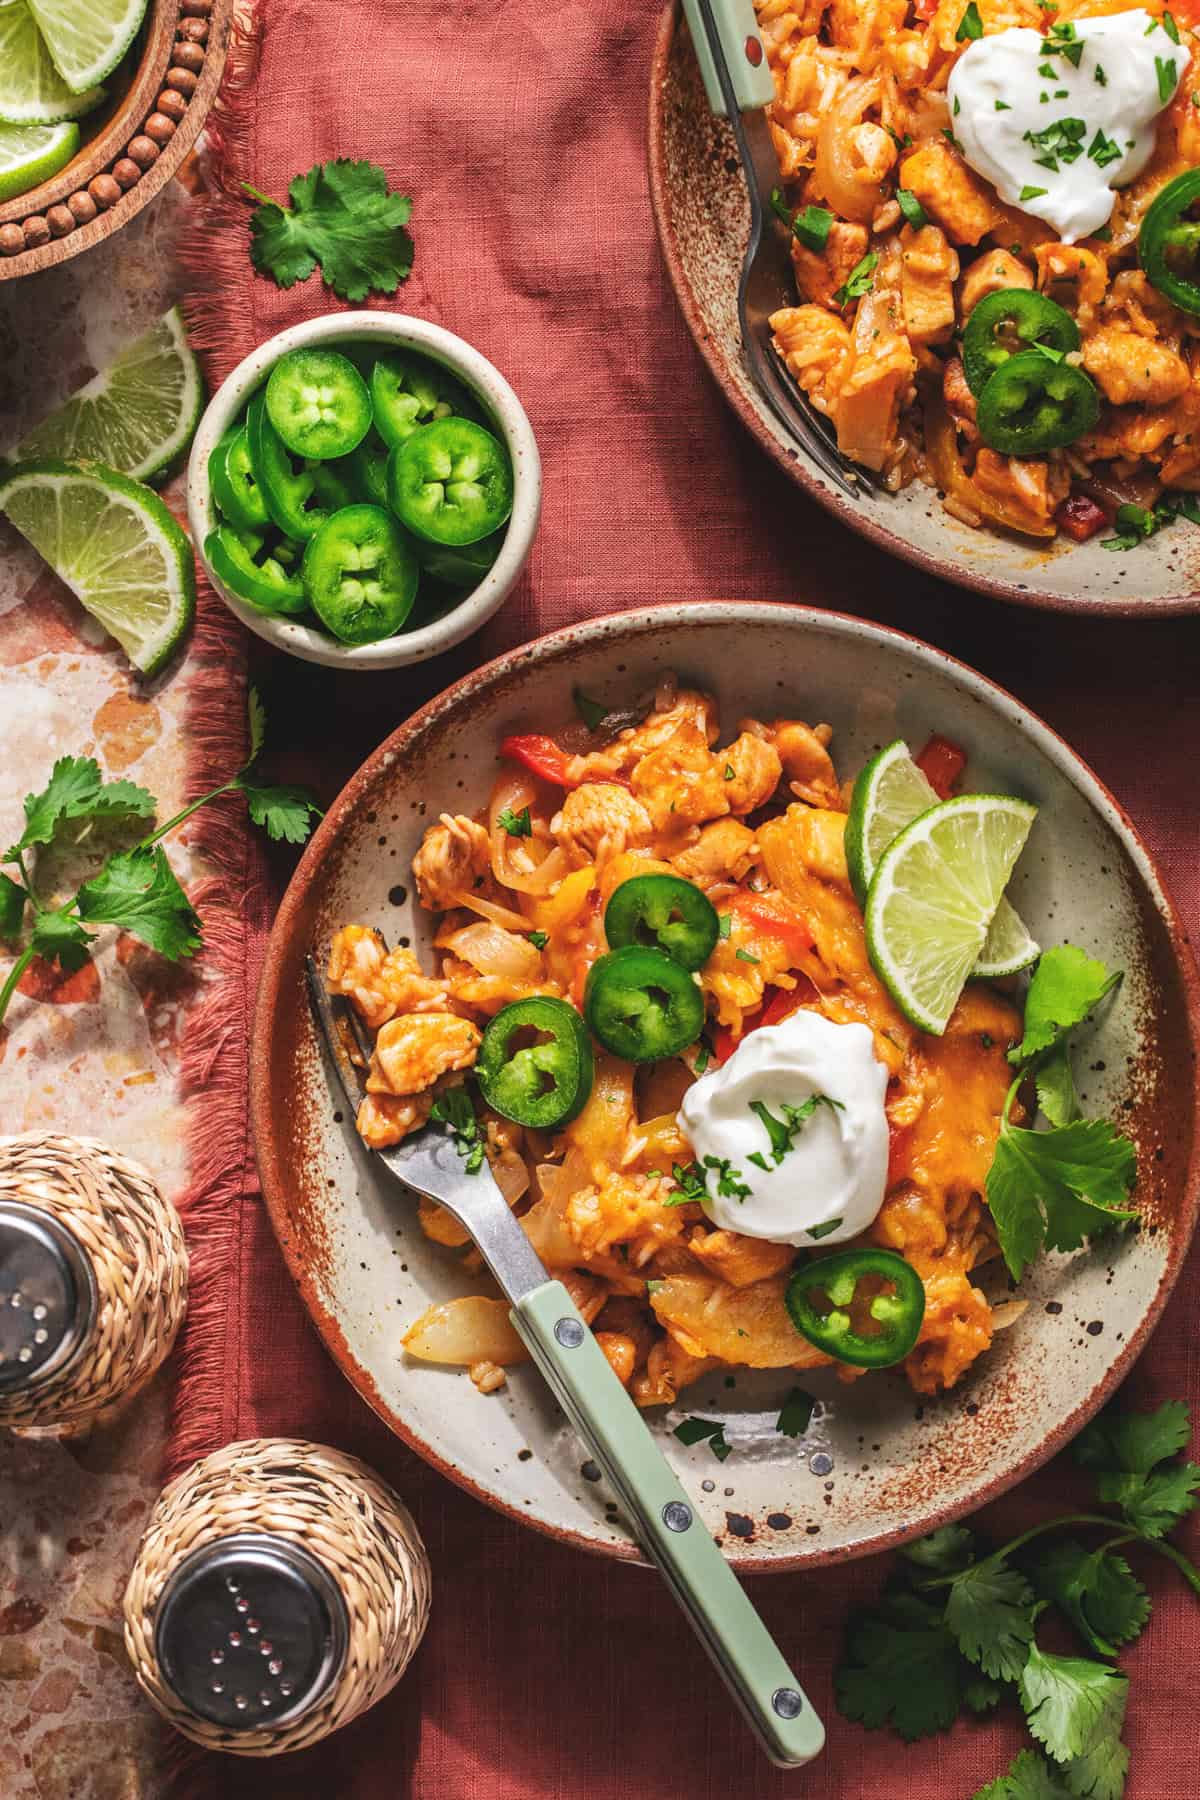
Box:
[429,1085,486,1173]
[836,1402,1200,1794]
[0,690,320,1028]
[985,946,1137,1281]
[246,159,415,303]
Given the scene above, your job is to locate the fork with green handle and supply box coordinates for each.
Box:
[306,953,824,1768]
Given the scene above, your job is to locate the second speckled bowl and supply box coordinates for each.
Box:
[251,603,1200,1568]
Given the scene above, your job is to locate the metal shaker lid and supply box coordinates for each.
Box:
[0,1201,96,1393]
[154,1533,349,1731]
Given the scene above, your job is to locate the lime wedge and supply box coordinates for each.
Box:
[0,2,104,121]
[15,308,204,482]
[847,738,1039,978]
[0,117,78,200]
[26,0,146,94]
[0,459,195,675]
[974,897,1041,979]
[865,794,1038,1035]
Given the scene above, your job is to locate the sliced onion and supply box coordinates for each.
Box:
[442,888,535,934]
[441,919,543,984]
[488,768,569,895]
[401,1296,530,1366]
[813,75,884,224]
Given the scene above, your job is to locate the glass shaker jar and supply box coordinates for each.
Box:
[123,1436,432,1754]
[0,1132,188,1430]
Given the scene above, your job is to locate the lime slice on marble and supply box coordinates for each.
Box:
[27,0,146,93]
[864,794,1038,1035]
[15,308,204,482]
[0,2,105,122]
[0,118,78,200]
[0,458,195,675]
[847,738,1039,978]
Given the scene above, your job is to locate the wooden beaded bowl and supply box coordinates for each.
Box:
[0,0,233,281]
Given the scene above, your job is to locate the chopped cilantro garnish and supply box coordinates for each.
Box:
[573,688,608,731]
[735,947,760,963]
[673,1416,731,1462]
[497,805,532,837]
[1157,54,1179,103]
[807,1216,844,1239]
[833,251,879,307]
[723,763,735,780]
[897,188,929,227]
[956,1,983,41]
[718,913,732,939]
[694,1045,711,1074]
[749,1094,843,1168]
[429,1086,486,1173]
[776,1387,816,1437]
[1020,184,1049,202]
[528,929,548,950]
[1164,7,1180,41]
[995,98,1012,110]
[1094,63,1107,85]
[769,188,834,253]
[1087,128,1122,170]
[704,1155,751,1201]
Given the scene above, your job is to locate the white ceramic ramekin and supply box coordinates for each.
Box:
[186,312,541,670]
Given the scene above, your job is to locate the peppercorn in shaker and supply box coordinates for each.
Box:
[124,1438,432,1754]
[0,1133,188,1430]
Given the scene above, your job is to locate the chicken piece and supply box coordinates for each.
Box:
[898,142,1004,246]
[565,687,720,781]
[958,247,1032,319]
[971,448,1067,535]
[417,1195,472,1248]
[1103,268,1193,340]
[631,1335,717,1408]
[849,121,899,186]
[326,926,451,1029]
[552,782,654,865]
[565,1171,686,1261]
[650,1272,829,1368]
[766,718,840,808]
[412,813,492,911]
[943,355,978,439]
[722,730,783,816]
[686,1228,797,1290]
[1082,327,1192,408]
[770,304,855,420]
[365,1013,481,1096]
[594,1332,638,1387]
[791,220,870,311]
[1035,242,1107,314]
[672,818,759,887]
[904,1269,993,1394]
[631,722,733,830]
[700,920,798,1032]
[900,223,959,346]
[355,1090,432,1149]
[834,284,916,472]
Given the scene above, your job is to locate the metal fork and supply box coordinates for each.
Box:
[305,953,824,1769]
[682,0,875,499]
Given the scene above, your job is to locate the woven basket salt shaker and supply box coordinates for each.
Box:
[0,1132,188,1430]
[123,1437,432,1755]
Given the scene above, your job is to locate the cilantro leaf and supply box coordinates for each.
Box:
[1094,1463,1200,1538]
[833,251,879,307]
[0,874,26,940]
[974,1750,1073,1800]
[1074,1399,1191,1474]
[241,782,323,845]
[1036,1044,1080,1127]
[945,1561,1037,1680]
[497,805,532,838]
[429,1085,485,1173]
[1032,1540,1150,1657]
[246,160,415,303]
[899,1524,977,1575]
[75,847,201,962]
[965,1674,1005,1714]
[836,1587,966,1740]
[247,686,267,763]
[1010,947,1121,1066]
[673,1416,731,1461]
[573,689,608,731]
[776,1387,816,1437]
[8,756,155,857]
[1064,1729,1130,1800]
[1018,1645,1127,1764]
[986,1118,1138,1281]
[29,908,93,973]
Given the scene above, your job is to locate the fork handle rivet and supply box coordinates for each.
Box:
[553,1317,584,1349]
[772,1687,804,1720]
[662,1501,692,1533]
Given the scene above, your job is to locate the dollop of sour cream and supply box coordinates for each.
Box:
[948,11,1190,244]
[676,1010,889,1247]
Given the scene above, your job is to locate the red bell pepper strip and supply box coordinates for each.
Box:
[915,734,966,801]
[499,734,574,786]
[887,1121,915,1185]
[712,976,819,1066]
[725,892,814,961]
[1055,494,1111,544]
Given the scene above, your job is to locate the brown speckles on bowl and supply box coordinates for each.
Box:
[250,603,1200,1570]
[647,3,1200,616]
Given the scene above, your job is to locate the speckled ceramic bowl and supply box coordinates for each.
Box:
[187,312,542,671]
[251,603,1200,1569]
[648,4,1200,617]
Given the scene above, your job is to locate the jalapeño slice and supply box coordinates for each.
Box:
[962,289,1080,399]
[301,504,419,645]
[1140,167,1200,317]
[476,996,594,1130]
[605,874,719,971]
[369,351,481,449]
[247,394,356,541]
[975,350,1099,455]
[265,348,372,460]
[206,524,307,616]
[388,416,514,546]
[209,425,270,531]
[583,946,705,1062]
[785,1248,925,1369]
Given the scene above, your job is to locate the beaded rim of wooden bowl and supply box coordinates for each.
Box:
[0,1132,189,1429]
[124,1438,433,1755]
[0,0,233,279]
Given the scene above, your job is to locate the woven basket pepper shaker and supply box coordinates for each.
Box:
[123,1438,432,1754]
[0,1132,188,1430]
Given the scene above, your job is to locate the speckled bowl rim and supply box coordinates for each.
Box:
[251,601,1200,1569]
[186,312,542,671]
[647,1,1200,619]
